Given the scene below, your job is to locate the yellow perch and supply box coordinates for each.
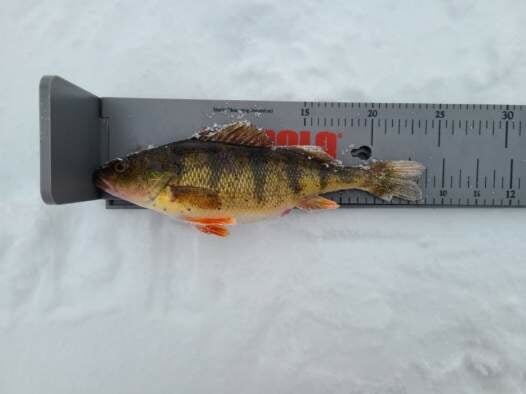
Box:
[94,122,424,237]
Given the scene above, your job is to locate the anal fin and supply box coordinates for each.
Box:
[182,216,236,225]
[297,196,339,210]
[195,224,229,237]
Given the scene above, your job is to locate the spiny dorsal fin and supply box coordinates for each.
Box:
[275,145,342,167]
[194,121,273,147]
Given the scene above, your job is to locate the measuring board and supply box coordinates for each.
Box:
[40,76,526,208]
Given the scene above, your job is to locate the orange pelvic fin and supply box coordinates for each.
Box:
[195,224,229,237]
[297,196,339,210]
[182,216,236,225]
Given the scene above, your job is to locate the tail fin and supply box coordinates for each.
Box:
[361,160,425,201]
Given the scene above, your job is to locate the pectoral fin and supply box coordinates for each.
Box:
[297,196,339,210]
[169,185,222,210]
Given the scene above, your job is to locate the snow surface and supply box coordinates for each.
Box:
[2,1,526,393]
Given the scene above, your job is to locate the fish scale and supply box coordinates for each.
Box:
[40,76,526,208]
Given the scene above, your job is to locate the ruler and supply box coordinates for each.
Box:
[102,99,526,208]
[39,76,526,208]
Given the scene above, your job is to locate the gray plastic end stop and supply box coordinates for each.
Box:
[40,76,102,204]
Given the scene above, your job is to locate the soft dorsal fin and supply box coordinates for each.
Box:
[276,145,342,167]
[194,121,273,147]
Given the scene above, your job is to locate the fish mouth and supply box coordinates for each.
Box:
[93,171,117,196]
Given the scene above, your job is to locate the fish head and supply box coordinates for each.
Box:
[94,151,172,206]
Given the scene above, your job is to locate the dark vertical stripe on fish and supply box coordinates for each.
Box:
[286,156,302,194]
[171,156,184,184]
[250,152,267,203]
[208,147,223,189]
[319,166,329,190]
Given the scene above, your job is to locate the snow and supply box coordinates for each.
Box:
[2,1,526,393]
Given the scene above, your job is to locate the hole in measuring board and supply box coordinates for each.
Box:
[350,145,372,160]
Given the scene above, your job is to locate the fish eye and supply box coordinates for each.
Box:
[114,159,128,173]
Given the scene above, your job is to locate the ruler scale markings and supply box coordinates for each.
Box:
[510,159,514,189]
[370,120,374,146]
[476,158,480,189]
[442,158,446,188]
[505,121,509,148]
[493,170,496,188]
[438,119,442,147]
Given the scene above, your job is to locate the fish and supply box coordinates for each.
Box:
[94,121,425,237]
